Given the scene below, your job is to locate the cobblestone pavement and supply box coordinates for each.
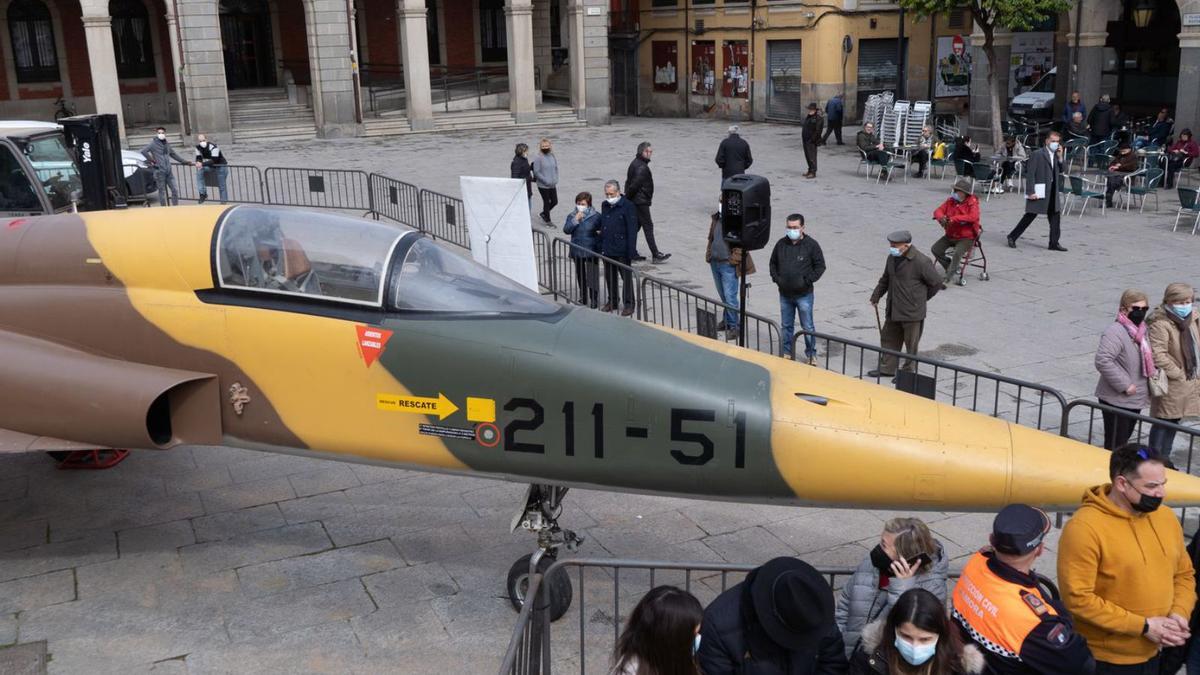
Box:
[1,117,1196,673]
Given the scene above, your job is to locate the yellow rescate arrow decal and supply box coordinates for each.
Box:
[376,393,460,421]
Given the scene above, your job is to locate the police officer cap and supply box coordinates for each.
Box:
[992,504,1050,555]
[887,230,912,244]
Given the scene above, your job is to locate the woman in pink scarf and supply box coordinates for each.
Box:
[1093,289,1154,450]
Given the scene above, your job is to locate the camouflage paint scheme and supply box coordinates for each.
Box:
[3,205,1200,512]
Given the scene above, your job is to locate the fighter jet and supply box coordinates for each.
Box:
[2,205,1198,618]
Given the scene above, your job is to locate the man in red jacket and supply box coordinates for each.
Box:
[931,178,982,284]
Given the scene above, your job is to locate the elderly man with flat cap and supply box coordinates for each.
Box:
[867,230,943,378]
[952,505,1095,675]
[698,556,849,674]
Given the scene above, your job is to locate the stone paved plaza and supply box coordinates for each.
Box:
[2,117,1199,673]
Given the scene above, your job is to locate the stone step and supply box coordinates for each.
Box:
[232,127,317,142]
[231,115,316,125]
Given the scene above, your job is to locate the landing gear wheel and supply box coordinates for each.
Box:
[507,553,572,621]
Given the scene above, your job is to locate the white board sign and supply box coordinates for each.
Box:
[460,176,539,292]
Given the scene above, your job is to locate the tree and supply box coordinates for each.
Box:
[898,0,1071,147]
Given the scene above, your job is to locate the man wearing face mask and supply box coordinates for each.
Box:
[193,133,228,205]
[769,213,825,363]
[140,126,188,206]
[1059,443,1196,674]
[930,179,981,285]
[1007,132,1066,252]
[598,179,640,316]
[867,231,942,378]
[952,504,1095,675]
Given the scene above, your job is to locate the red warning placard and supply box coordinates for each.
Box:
[356,325,393,367]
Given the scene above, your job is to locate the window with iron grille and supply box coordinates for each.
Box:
[111,0,156,79]
[8,0,59,84]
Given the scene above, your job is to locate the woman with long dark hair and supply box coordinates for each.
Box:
[850,589,982,675]
[611,585,703,675]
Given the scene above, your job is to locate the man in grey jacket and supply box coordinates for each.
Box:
[140,127,188,206]
[867,230,943,377]
[531,138,559,226]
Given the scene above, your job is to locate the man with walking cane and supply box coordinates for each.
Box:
[867,230,943,378]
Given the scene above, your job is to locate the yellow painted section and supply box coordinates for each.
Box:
[78,207,466,470]
[467,397,497,423]
[654,325,1200,510]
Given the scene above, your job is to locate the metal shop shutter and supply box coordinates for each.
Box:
[766,40,803,122]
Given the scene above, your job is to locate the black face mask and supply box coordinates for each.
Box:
[869,545,893,574]
[1128,307,1148,325]
[1131,489,1163,513]
[541,148,551,154]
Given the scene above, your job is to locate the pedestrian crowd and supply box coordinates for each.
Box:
[607,444,1200,675]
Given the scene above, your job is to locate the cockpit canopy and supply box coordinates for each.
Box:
[214,205,558,315]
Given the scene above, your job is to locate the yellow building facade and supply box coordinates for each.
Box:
[634,2,979,123]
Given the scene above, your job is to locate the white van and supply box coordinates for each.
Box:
[1007,67,1057,122]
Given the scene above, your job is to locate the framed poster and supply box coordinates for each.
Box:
[652,41,678,92]
[722,40,749,98]
[691,41,716,95]
[935,35,971,98]
[1009,32,1054,98]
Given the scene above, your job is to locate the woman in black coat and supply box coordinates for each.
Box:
[510,143,533,205]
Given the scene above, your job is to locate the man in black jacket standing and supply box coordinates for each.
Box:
[715,125,753,180]
[802,103,824,179]
[625,142,670,262]
[770,213,826,364]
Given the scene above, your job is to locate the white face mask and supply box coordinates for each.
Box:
[198,141,207,147]
[576,204,587,212]
[156,133,166,141]
[605,195,619,205]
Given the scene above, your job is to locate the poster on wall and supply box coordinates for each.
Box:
[1009,32,1055,98]
[934,35,971,98]
[691,41,716,95]
[722,41,749,98]
[652,41,678,93]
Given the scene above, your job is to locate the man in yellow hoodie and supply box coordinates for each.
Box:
[1059,443,1196,674]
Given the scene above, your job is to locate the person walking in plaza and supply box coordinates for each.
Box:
[1104,142,1137,208]
[1007,132,1067,252]
[931,178,981,285]
[563,191,602,308]
[531,138,559,227]
[1058,442,1196,674]
[1148,283,1200,455]
[1062,91,1087,130]
[867,230,942,378]
[141,127,187,206]
[802,103,824,179]
[706,206,755,341]
[910,126,933,178]
[697,556,849,674]
[952,504,1096,675]
[1093,289,1153,451]
[836,517,949,659]
[770,213,825,363]
[850,589,984,675]
[511,142,534,207]
[824,94,845,145]
[598,180,639,316]
[858,122,890,179]
[998,135,1027,191]
[1165,129,1199,189]
[1087,94,1114,143]
[610,585,704,675]
[193,133,229,205]
[715,125,753,180]
[625,142,670,263]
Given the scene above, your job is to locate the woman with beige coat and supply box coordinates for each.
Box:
[1148,282,1200,454]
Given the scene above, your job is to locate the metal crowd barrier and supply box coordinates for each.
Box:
[793,330,1068,431]
[419,188,471,248]
[262,167,373,211]
[641,275,783,356]
[166,163,265,204]
[368,173,422,228]
[538,235,638,310]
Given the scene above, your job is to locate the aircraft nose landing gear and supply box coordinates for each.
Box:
[506,484,580,621]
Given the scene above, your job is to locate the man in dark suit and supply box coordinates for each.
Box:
[1007,132,1068,252]
[599,179,640,316]
[715,125,753,180]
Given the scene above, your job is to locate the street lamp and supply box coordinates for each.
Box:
[1133,0,1155,28]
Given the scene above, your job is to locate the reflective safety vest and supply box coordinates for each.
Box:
[952,551,1059,660]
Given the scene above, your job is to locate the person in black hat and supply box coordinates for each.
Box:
[867,230,942,378]
[802,103,824,179]
[697,556,849,674]
[949,505,1095,675]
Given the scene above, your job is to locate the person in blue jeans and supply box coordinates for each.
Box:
[193,133,229,204]
[705,208,754,341]
[769,213,826,362]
